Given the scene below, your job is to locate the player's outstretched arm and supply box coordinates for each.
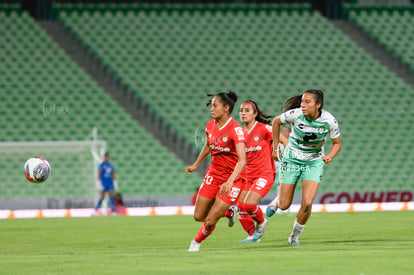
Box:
[322,137,342,164]
[186,143,211,174]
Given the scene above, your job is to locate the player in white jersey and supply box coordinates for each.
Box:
[266,89,342,246]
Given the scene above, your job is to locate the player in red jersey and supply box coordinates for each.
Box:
[238,100,288,243]
[186,91,247,252]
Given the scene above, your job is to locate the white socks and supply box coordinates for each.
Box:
[291,220,305,238]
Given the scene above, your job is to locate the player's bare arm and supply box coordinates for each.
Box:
[280,133,289,148]
[186,142,212,174]
[322,137,342,164]
[272,116,282,161]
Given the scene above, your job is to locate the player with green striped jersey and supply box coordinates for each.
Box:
[281,106,340,162]
[266,90,342,246]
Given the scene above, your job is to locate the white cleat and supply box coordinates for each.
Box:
[253,219,269,240]
[240,235,261,243]
[188,240,201,252]
[288,235,300,246]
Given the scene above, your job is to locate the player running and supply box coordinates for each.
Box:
[187,91,246,252]
[266,89,341,246]
[238,100,288,243]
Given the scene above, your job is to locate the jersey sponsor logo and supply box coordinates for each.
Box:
[296,121,329,134]
[210,144,230,152]
[229,187,241,202]
[255,178,267,190]
[235,127,245,140]
[246,145,262,152]
[303,133,317,142]
[297,123,305,130]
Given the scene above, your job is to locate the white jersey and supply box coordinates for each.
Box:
[280,108,340,161]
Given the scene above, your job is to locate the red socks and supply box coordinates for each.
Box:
[223,208,233,218]
[238,211,255,236]
[194,223,216,243]
[238,202,265,225]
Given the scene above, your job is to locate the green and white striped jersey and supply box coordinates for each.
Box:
[280,108,340,161]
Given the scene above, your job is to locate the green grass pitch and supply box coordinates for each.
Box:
[0,211,412,274]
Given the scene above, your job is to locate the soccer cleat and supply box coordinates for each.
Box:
[288,235,300,246]
[253,219,269,240]
[240,235,261,243]
[266,196,279,217]
[227,205,238,227]
[188,240,201,252]
[266,206,276,217]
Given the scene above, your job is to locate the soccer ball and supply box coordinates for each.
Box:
[24,157,51,183]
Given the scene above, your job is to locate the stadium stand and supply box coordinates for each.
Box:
[346,4,414,72]
[0,7,201,200]
[53,3,414,196]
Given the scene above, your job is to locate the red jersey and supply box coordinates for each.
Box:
[243,121,275,180]
[206,118,245,181]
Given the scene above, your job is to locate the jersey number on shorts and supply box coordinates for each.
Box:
[203,175,213,185]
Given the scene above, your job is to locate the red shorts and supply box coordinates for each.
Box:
[198,173,245,204]
[243,173,275,198]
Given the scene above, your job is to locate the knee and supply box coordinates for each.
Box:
[193,213,205,222]
[278,197,292,210]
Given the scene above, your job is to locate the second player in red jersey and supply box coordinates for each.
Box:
[238,100,288,243]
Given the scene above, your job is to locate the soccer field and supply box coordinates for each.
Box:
[1,211,412,274]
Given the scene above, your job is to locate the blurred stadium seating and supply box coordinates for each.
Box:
[1,2,413,204]
[0,6,201,200]
[346,4,414,70]
[53,3,414,195]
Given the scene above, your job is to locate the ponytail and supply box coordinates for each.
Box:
[243,100,272,124]
[281,89,324,113]
[281,95,302,112]
[206,91,238,114]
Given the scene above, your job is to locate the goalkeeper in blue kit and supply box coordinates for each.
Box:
[95,152,116,215]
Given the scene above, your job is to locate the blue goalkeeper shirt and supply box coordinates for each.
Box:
[98,161,115,186]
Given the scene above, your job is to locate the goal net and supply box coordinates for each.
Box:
[0,138,106,210]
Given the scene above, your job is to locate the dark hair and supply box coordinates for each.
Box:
[243,99,272,124]
[115,192,124,206]
[206,91,238,114]
[281,89,324,113]
[104,152,109,156]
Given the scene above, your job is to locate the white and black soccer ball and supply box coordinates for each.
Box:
[24,157,51,183]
